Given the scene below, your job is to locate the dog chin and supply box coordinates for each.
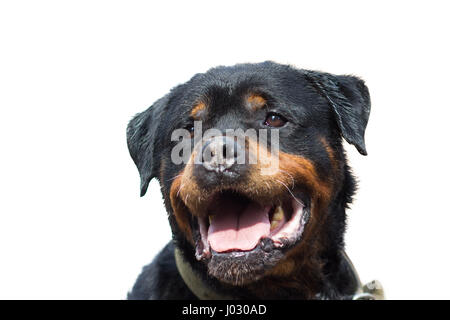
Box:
[206,239,284,286]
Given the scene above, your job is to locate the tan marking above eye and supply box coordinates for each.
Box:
[190,102,206,119]
[246,94,267,111]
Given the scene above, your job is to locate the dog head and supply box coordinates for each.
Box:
[127,62,370,289]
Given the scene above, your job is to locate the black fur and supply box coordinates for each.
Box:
[126,61,370,300]
[127,242,196,300]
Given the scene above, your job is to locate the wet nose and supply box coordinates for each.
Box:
[201,136,240,173]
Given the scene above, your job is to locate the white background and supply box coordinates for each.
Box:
[1,1,449,299]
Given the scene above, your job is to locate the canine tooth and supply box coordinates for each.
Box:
[208,215,214,224]
[271,220,279,230]
[273,206,284,221]
[270,206,284,230]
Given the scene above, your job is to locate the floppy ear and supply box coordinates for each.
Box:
[304,70,371,155]
[127,96,167,196]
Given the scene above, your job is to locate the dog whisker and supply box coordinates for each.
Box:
[279,169,295,188]
[275,179,304,206]
[167,174,183,182]
[177,184,184,198]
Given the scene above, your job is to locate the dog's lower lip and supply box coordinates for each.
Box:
[194,192,307,261]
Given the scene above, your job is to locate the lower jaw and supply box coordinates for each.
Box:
[206,238,286,285]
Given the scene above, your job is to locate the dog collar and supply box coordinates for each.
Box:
[174,247,234,300]
[174,247,384,300]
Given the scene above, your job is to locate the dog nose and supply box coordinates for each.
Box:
[201,136,240,172]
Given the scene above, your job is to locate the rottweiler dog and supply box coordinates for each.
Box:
[126,61,371,300]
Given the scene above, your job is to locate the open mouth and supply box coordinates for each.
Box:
[194,190,310,261]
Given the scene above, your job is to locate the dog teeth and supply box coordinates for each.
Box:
[208,215,214,224]
[270,206,284,230]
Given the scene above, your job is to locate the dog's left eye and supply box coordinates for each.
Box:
[264,113,287,127]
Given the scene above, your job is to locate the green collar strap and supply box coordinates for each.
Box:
[174,247,233,300]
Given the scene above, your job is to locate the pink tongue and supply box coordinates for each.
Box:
[208,200,271,252]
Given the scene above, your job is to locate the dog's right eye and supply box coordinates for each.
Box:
[264,113,287,127]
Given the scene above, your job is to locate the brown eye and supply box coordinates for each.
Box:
[264,113,287,127]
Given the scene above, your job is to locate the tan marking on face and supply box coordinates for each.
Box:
[169,170,194,245]
[190,102,206,119]
[246,94,267,111]
[177,146,208,217]
[244,138,333,206]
